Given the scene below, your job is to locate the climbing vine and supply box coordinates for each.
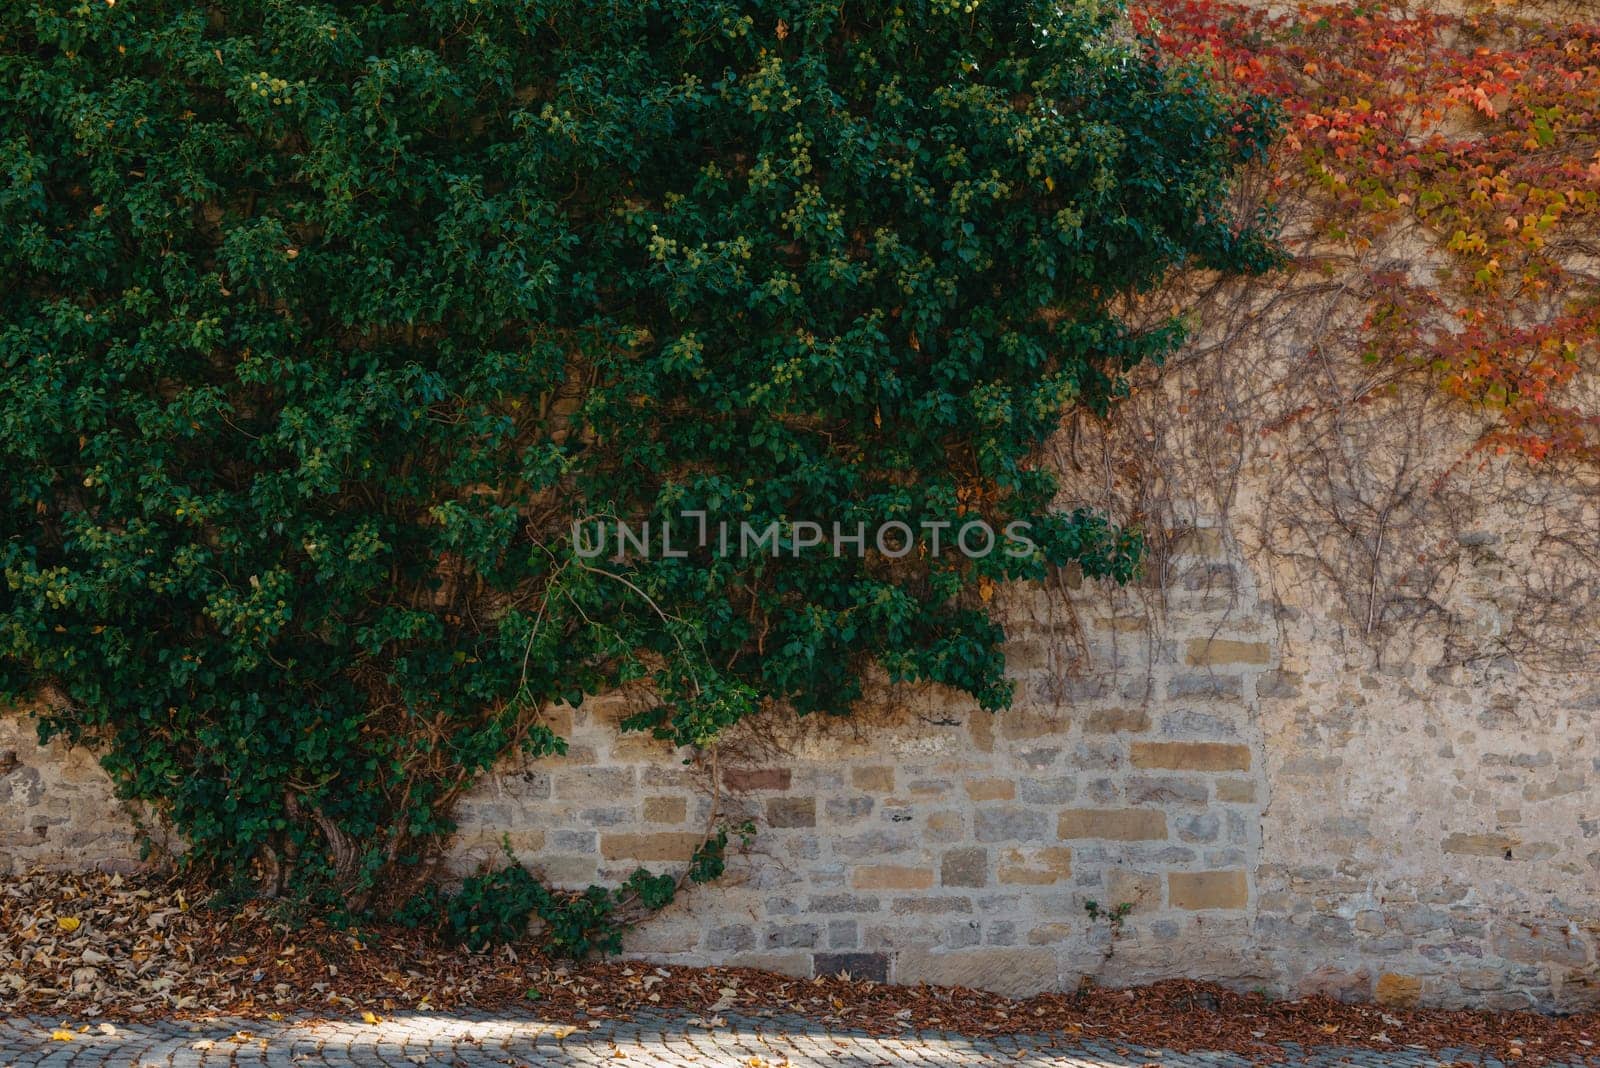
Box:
[0,0,1274,940]
[1136,0,1600,463]
[1040,0,1600,675]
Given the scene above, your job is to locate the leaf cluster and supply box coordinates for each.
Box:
[0,0,1273,921]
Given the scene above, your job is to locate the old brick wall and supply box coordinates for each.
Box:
[445,530,1277,998]
[6,0,1600,995]
[1254,567,1600,1012]
[2,513,1596,1009]
[0,717,146,874]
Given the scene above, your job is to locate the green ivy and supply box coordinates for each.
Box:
[0,0,1276,924]
[420,828,740,956]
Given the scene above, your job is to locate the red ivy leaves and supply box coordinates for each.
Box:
[1137,0,1600,462]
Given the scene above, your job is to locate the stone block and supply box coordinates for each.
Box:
[1160,709,1240,738]
[835,829,916,858]
[1440,832,1557,860]
[642,796,687,823]
[704,924,756,952]
[1059,808,1168,841]
[547,829,594,852]
[891,897,972,916]
[1216,778,1256,803]
[1185,638,1271,666]
[1131,742,1252,772]
[600,832,703,862]
[1297,966,1372,1003]
[726,768,791,791]
[926,811,964,842]
[974,807,1050,842]
[1019,777,1076,804]
[999,707,1069,741]
[767,796,817,829]
[1492,921,1591,966]
[1084,707,1151,733]
[997,846,1072,885]
[1025,922,1076,945]
[578,805,634,827]
[1166,674,1244,700]
[853,865,934,891]
[724,952,812,978]
[964,779,1016,802]
[946,919,983,948]
[764,923,820,949]
[941,847,988,888]
[825,797,874,822]
[895,948,1058,997]
[1441,831,1512,857]
[1375,972,1423,1008]
[806,893,880,914]
[1176,813,1221,843]
[552,767,637,801]
[814,951,889,982]
[610,733,676,761]
[968,713,995,753]
[1168,870,1249,911]
[1256,670,1302,698]
[1523,772,1586,802]
[1106,868,1161,908]
[851,766,895,792]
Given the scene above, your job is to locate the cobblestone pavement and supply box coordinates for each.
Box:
[4,1010,1592,1068]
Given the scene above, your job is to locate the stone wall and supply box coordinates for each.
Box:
[449,528,1276,1000]
[5,0,1599,1011]
[7,517,1595,1011]
[0,719,147,873]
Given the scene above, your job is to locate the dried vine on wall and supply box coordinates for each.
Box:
[1053,0,1600,673]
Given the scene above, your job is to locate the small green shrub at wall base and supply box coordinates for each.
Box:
[428,829,738,957]
[0,0,1275,950]
[1084,898,1136,961]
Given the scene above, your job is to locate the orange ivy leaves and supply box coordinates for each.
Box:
[1134,0,1600,462]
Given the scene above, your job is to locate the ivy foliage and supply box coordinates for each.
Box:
[0,0,1275,917]
[406,827,739,955]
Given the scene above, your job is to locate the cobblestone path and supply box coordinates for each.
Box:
[1,1010,1587,1067]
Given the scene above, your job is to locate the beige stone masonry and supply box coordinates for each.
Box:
[5,512,1597,1012]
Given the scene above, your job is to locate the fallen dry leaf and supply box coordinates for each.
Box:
[4,868,1598,1066]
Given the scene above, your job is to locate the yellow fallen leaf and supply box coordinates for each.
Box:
[56,917,81,933]
[51,1029,74,1042]
[228,955,249,965]
[361,1011,381,1025]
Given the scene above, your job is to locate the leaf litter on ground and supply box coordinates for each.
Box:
[4,869,1596,1064]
